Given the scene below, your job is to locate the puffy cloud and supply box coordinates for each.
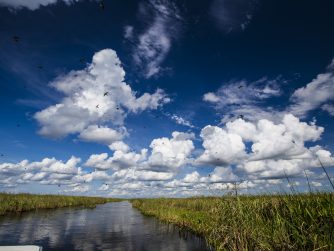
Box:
[132,170,174,181]
[195,113,331,181]
[41,156,81,174]
[78,125,126,145]
[128,0,182,78]
[34,49,170,139]
[196,125,246,166]
[110,169,173,182]
[0,0,81,10]
[0,156,87,189]
[109,141,130,153]
[183,171,200,183]
[85,148,147,171]
[84,153,109,169]
[209,166,239,182]
[148,131,195,171]
[290,61,334,117]
[203,92,220,103]
[98,183,109,191]
[311,181,322,187]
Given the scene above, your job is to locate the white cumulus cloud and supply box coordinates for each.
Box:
[34,49,170,140]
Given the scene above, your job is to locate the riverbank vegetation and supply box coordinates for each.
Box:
[132,193,334,250]
[0,193,121,215]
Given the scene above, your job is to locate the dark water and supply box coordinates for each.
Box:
[0,201,212,251]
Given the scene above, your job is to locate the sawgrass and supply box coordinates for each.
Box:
[0,193,121,215]
[132,193,334,251]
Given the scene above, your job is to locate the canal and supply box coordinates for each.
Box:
[0,201,211,251]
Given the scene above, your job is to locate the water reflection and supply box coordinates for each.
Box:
[0,202,211,251]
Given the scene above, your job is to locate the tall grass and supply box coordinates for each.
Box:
[0,193,121,215]
[132,193,334,250]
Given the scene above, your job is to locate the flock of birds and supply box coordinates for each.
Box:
[4,0,252,191]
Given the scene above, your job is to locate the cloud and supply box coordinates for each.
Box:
[210,0,258,33]
[123,25,134,40]
[85,146,148,171]
[0,156,86,189]
[321,104,334,116]
[170,114,195,128]
[196,125,246,166]
[148,131,195,171]
[290,60,334,117]
[34,49,170,140]
[194,113,332,181]
[203,78,283,122]
[109,141,130,153]
[127,0,182,78]
[203,78,281,107]
[203,92,220,103]
[0,0,82,10]
[78,125,126,145]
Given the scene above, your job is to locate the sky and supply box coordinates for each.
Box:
[0,0,334,197]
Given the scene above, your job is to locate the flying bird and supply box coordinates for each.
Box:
[37,65,43,70]
[12,36,20,42]
[79,58,85,63]
[99,0,105,10]
[103,92,109,96]
[0,154,4,157]
[238,85,243,89]
[96,105,99,108]
[238,115,244,119]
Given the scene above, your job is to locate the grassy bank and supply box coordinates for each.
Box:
[0,193,121,215]
[132,193,334,250]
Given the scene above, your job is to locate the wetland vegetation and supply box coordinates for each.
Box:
[132,193,334,250]
[0,193,121,215]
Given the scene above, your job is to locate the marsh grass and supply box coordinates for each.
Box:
[0,193,121,215]
[131,193,334,250]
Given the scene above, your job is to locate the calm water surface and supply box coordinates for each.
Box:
[0,201,212,251]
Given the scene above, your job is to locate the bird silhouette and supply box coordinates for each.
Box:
[238,85,243,89]
[116,107,119,110]
[12,36,20,42]
[238,115,244,119]
[103,92,109,96]
[96,105,99,108]
[37,65,43,70]
[0,154,4,157]
[16,124,21,127]
[79,58,85,63]
[99,0,105,10]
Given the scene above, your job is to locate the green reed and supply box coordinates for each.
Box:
[0,193,121,215]
[131,193,334,250]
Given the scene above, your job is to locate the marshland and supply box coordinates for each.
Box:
[0,193,121,215]
[132,193,334,250]
[1,0,334,250]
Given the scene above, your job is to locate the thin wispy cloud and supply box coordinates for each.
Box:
[210,0,258,33]
[289,59,334,117]
[0,0,83,10]
[126,0,183,78]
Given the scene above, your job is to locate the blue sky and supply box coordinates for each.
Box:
[0,0,334,197]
